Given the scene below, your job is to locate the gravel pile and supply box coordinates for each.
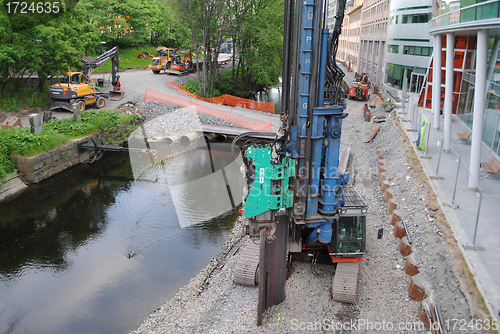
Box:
[131,91,483,334]
[142,100,243,129]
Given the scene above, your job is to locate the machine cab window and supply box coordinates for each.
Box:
[330,186,367,258]
[71,74,81,84]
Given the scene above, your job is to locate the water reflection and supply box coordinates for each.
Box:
[0,140,241,334]
[0,163,126,278]
[255,83,282,113]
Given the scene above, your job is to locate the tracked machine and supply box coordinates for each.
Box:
[232,0,368,325]
[348,73,371,100]
[48,47,124,112]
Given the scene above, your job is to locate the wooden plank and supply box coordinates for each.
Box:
[364,127,381,143]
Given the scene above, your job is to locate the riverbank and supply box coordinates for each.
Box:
[0,109,142,203]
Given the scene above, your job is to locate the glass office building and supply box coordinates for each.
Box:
[385,0,434,93]
[417,0,500,188]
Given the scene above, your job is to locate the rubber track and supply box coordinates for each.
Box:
[234,241,260,287]
[332,262,360,303]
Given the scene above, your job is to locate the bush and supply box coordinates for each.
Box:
[184,81,221,98]
[0,142,16,183]
[184,81,201,96]
[0,97,20,112]
[0,87,50,112]
[0,126,68,157]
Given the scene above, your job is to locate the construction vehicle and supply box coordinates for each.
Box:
[169,51,195,75]
[348,73,371,100]
[49,47,123,112]
[148,47,176,74]
[231,0,368,325]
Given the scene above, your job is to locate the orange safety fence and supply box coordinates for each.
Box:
[166,79,275,114]
[144,89,273,132]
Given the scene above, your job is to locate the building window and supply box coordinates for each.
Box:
[388,44,399,53]
[403,46,433,56]
[402,13,431,24]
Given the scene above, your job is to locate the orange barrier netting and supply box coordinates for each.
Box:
[166,79,275,114]
[144,89,273,132]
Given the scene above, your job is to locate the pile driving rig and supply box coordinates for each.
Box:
[49,47,123,112]
[232,0,367,325]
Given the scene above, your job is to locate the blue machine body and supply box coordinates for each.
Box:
[289,0,349,245]
[241,0,349,247]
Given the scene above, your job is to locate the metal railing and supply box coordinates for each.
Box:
[398,90,500,292]
[429,0,500,32]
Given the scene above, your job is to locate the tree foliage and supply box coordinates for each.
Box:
[177,0,231,98]
[0,0,99,91]
[0,0,283,97]
[225,0,283,97]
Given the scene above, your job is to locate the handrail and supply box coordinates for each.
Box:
[429,0,499,29]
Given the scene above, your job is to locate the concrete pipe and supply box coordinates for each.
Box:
[180,132,200,146]
[204,132,216,142]
[164,135,180,145]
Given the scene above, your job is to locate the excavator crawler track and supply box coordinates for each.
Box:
[332,262,360,303]
[234,240,260,287]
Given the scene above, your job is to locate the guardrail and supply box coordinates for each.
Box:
[398,90,500,293]
[429,0,500,32]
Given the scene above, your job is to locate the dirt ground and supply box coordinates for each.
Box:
[130,86,488,333]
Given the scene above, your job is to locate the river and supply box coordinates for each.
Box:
[0,140,242,334]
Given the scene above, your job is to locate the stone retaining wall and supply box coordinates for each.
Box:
[15,136,95,183]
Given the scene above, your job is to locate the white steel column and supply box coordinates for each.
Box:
[469,30,489,190]
[377,40,384,86]
[432,34,442,129]
[370,41,375,78]
[443,32,455,152]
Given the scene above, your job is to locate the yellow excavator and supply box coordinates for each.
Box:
[49,47,124,112]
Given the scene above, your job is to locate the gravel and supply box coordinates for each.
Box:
[130,86,484,334]
[141,101,243,128]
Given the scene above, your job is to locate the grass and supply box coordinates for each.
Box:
[184,80,222,98]
[93,47,158,72]
[0,87,50,112]
[0,109,140,185]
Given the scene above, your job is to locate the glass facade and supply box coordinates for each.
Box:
[387,63,427,90]
[419,34,500,155]
[385,0,434,93]
[432,0,500,29]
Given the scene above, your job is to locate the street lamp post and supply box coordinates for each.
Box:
[101,41,106,86]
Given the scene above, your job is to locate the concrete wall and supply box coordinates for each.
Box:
[15,137,95,183]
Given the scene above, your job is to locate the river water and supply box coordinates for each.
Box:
[255,84,282,114]
[0,141,243,334]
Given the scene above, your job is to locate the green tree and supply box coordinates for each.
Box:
[0,0,100,91]
[150,0,191,47]
[177,0,231,98]
[226,0,283,97]
[92,0,160,48]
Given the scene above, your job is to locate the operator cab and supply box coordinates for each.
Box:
[330,186,367,259]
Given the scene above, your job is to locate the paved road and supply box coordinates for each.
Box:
[89,67,281,132]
